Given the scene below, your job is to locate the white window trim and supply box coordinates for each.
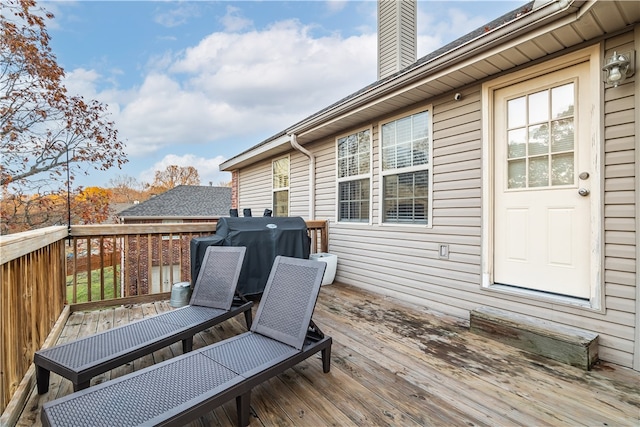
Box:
[335,126,373,225]
[480,44,603,311]
[377,104,433,228]
[271,155,290,216]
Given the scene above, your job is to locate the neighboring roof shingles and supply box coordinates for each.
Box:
[118,185,231,218]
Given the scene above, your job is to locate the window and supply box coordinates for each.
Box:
[337,129,371,222]
[272,157,289,217]
[380,109,431,225]
[506,83,575,189]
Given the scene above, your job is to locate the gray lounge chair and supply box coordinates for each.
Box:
[35,246,252,394]
[41,255,331,427]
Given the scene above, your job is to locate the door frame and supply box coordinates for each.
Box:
[480,45,604,310]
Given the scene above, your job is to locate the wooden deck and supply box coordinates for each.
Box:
[16,283,640,426]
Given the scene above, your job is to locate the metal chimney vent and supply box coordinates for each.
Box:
[378,0,417,80]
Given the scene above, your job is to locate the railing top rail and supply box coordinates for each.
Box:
[69,223,218,237]
[1,220,327,264]
[305,219,328,228]
[0,226,68,264]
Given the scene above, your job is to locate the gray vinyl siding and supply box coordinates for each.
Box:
[238,151,311,219]
[237,163,272,215]
[324,40,637,367]
[314,138,338,221]
[600,31,637,366]
[318,93,483,321]
[289,151,310,218]
[234,31,638,368]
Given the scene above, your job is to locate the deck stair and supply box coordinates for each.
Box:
[470,307,598,370]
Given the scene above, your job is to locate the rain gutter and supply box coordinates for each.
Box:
[289,134,315,220]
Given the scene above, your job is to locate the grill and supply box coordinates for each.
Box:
[190,216,311,296]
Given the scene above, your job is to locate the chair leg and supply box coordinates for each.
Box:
[322,341,332,373]
[182,337,194,353]
[236,390,251,427]
[36,366,50,394]
[244,309,252,329]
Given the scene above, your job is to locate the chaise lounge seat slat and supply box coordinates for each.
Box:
[35,246,252,393]
[42,352,244,427]
[42,255,332,427]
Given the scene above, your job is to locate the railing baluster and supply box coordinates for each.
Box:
[147,234,153,296]
[112,236,118,299]
[99,236,105,301]
[135,234,141,297]
[72,238,78,304]
[86,237,92,302]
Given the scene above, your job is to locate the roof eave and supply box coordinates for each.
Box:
[220,133,291,171]
[288,0,581,136]
[221,0,581,171]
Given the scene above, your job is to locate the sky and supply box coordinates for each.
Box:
[42,0,525,188]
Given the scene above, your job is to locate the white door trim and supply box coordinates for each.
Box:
[481,45,603,310]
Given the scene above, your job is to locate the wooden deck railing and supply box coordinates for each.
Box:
[66,223,220,306]
[0,226,68,419]
[0,219,328,417]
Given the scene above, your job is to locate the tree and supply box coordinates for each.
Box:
[107,174,146,203]
[1,0,127,233]
[149,165,200,193]
[74,186,112,224]
[0,189,67,234]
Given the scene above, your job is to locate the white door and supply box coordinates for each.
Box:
[494,62,592,299]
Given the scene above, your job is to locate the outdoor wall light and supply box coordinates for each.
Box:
[602,50,635,87]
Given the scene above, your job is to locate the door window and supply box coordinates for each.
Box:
[506,82,575,190]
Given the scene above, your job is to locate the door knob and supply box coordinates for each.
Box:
[578,188,590,196]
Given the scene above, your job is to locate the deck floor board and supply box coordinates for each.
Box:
[16,282,640,426]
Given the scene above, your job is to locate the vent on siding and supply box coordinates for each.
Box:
[378,0,417,80]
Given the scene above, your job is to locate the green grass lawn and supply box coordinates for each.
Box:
[66,266,121,303]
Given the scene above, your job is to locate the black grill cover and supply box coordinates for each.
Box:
[190,217,310,296]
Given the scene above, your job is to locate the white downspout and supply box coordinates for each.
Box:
[289,134,315,220]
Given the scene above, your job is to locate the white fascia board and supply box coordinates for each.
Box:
[220,134,291,171]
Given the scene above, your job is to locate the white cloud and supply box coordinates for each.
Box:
[220,6,253,32]
[63,68,101,98]
[140,154,230,186]
[60,3,503,175]
[416,5,501,56]
[153,4,200,28]
[172,19,376,113]
[324,0,349,14]
[64,18,377,159]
